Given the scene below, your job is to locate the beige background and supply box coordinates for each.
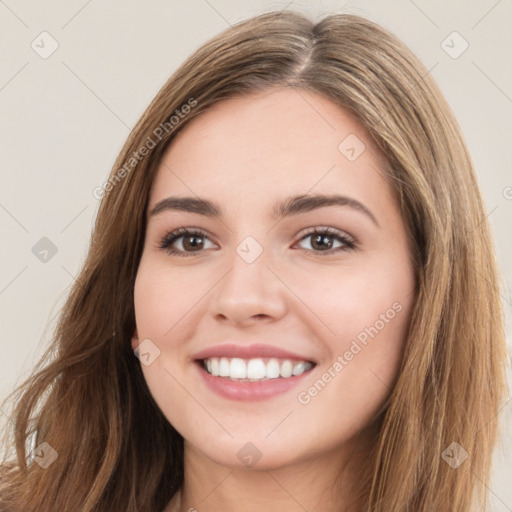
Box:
[1,0,511,509]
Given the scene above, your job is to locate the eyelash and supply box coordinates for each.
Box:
[158,226,357,258]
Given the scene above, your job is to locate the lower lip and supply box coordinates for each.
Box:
[196,362,314,401]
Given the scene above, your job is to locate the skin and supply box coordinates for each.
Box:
[132,87,416,512]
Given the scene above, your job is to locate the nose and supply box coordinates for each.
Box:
[208,244,288,327]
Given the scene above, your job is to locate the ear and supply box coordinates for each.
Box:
[131,327,139,351]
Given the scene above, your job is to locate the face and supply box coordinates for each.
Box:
[132,88,416,470]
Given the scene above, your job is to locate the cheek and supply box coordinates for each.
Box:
[295,295,412,440]
[286,251,414,401]
[133,260,212,418]
[284,256,413,345]
[133,263,196,432]
[133,261,205,338]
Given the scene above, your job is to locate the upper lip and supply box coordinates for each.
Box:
[193,343,316,363]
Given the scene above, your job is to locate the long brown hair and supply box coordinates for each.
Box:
[1,10,508,511]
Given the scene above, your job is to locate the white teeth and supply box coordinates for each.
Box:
[230,358,247,378]
[292,361,308,376]
[280,360,293,378]
[247,359,266,379]
[219,357,230,377]
[211,357,219,376]
[202,357,313,380]
[266,358,280,379]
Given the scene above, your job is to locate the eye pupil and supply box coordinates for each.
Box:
[312,234,333,251]
[183,235,204,251]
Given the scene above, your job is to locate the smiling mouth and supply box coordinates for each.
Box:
[198,357,316,382]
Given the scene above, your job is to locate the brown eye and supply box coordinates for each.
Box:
[160,228,215,257]
[310,233,335,251]
[181,234,205,251]
[296,227,356,254]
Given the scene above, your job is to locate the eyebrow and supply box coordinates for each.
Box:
[149,194,379,227]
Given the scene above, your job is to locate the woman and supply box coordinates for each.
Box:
[0,10,508,512]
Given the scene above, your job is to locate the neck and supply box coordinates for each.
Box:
[167,431,375,512]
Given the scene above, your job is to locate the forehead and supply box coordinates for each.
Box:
[149,88,392,212]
